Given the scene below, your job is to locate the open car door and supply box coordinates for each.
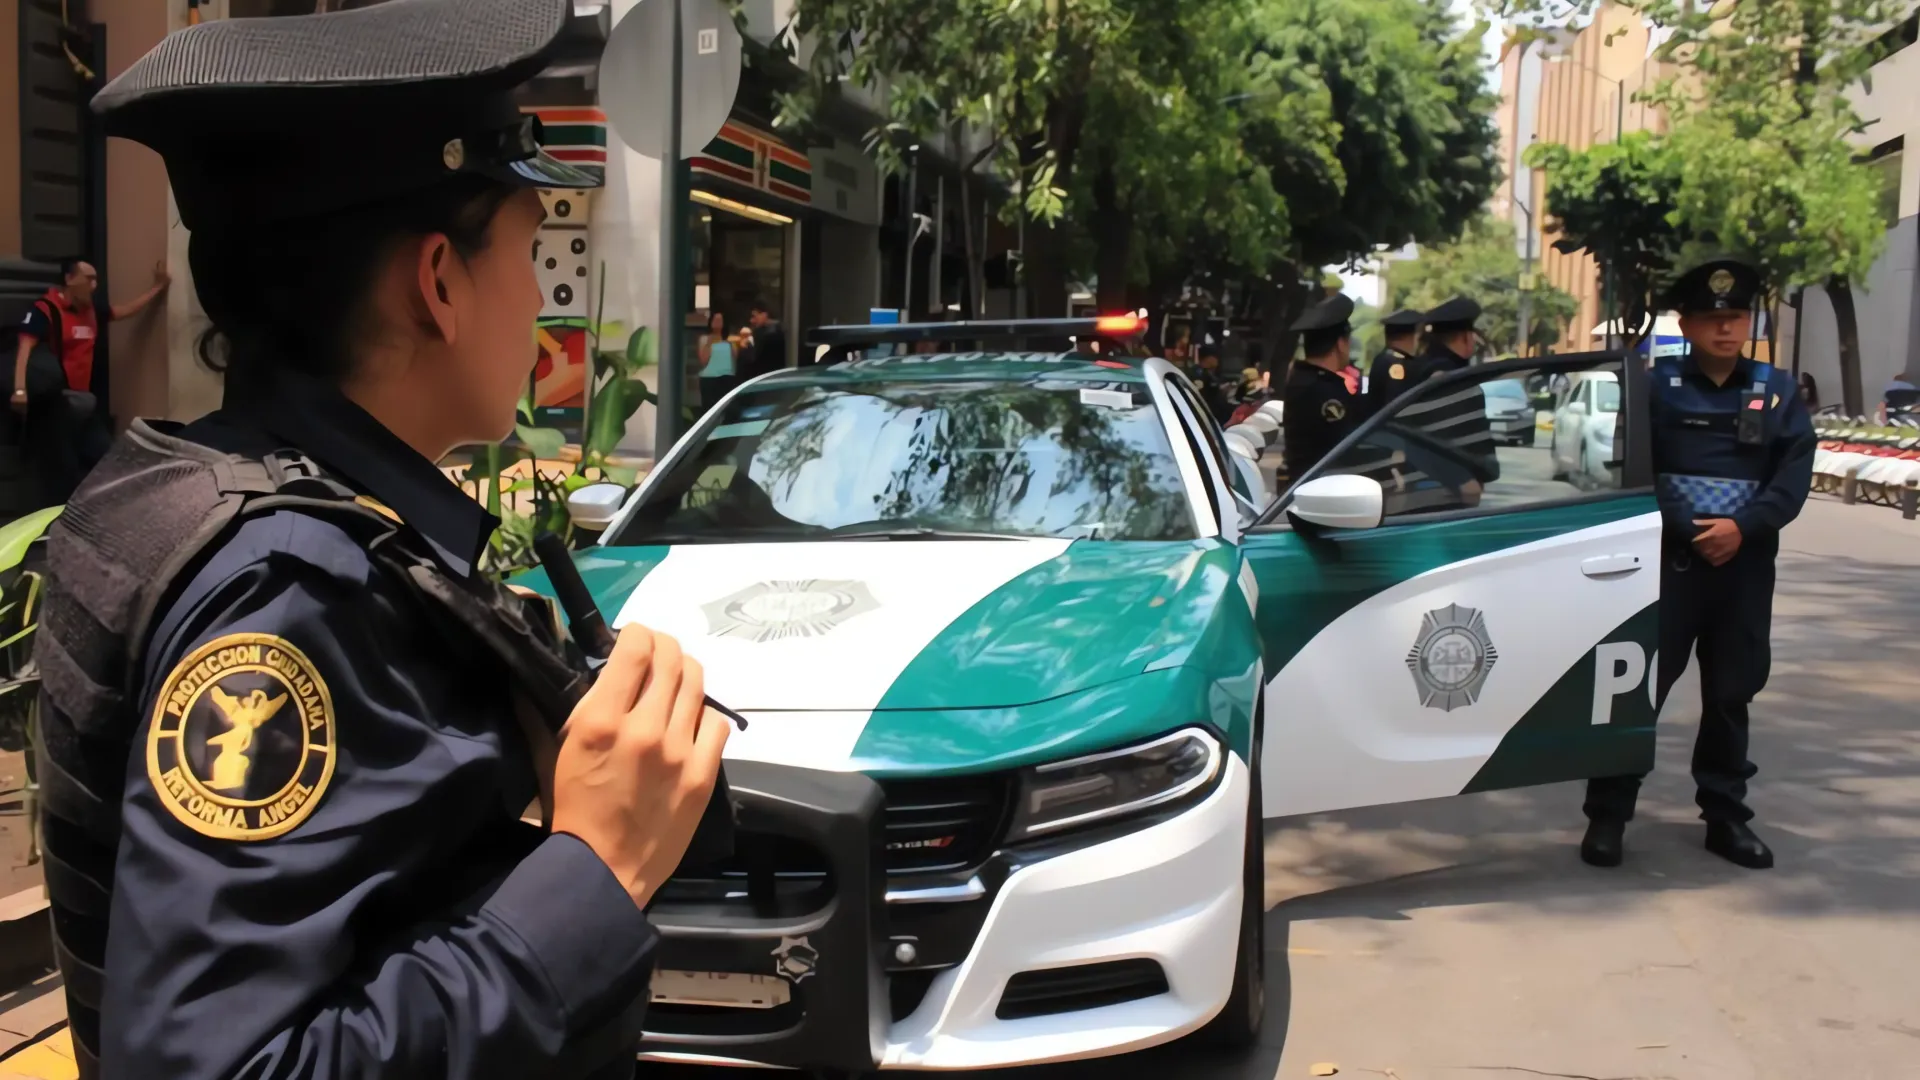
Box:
[1240,353,1662,817]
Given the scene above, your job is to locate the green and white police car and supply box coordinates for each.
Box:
[542,320,1661,1073]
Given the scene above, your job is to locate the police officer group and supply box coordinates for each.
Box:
[1282,260,1811,874]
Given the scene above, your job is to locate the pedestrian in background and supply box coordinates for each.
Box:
[9,257,168,506]
[742,299,787,377]
[34,1,727,1075]
[1580,258,1814,871]
[696,310,739,418]
[1796,371,1819,412]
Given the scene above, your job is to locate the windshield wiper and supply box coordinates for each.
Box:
[827,526,1030,541]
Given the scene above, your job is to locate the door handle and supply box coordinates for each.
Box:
[1580,554,1644,578]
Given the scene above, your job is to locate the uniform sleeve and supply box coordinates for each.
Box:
[1733,377,1816,538]
[18,301,52,344]
[102,512,658,1080]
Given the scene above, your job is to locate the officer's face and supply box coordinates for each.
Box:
[65,262,98,305]
[427,189,549,444]
[1679,309,1752,362]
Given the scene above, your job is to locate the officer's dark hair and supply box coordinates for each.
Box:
[750,299,773,316]
[189,176,519,390]
[1301,328,1347,357]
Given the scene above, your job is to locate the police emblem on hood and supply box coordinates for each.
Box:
[704,579,878,642]
[1406,604,1498,711]
[771,936,819,983]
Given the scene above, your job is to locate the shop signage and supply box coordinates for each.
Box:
[693,120,813,206]
[525,106,609,185]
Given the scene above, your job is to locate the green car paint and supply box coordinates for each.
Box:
[868,540,1247,712]
[1464,601,1659,791]
[0,506,61,574]
[511,543,672,612]
[1240,495,1659,677]
[1243,493,1663,791]
[850,662,1257,778]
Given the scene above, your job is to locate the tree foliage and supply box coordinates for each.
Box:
[1385,214,1580,356]
[776,0,1499,332]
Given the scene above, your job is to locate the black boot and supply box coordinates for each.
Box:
[1580,819,1625,867]
[1705,821,1774,869]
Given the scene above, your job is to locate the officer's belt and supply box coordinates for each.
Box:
[1659,473,1759,517]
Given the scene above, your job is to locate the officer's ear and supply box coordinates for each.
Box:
[413,233,463,346]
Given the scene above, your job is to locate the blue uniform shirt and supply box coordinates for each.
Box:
[1650,352,1815,548]
[101,373,657,1078]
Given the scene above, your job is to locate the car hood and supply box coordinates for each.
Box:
[530,538,1244,713]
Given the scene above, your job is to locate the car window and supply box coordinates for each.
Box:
[1594,380,1621,412]
[607,378,1196,544]
[1309,357,1626,520]
[1164,376,1235,515]
[1484,379,1527,403]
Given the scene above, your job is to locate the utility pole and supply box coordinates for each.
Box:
[654,0,686,460]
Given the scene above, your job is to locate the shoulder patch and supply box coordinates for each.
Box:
[146,633,336,841]
[1321,398,1347,422]
[1388,363,1405,380]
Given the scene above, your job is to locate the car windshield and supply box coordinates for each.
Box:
[1593,380,1621,412]
[1484,379,1527,402]
[605,378,1195,544]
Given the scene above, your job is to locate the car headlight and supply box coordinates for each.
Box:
[1004,728,1224,842]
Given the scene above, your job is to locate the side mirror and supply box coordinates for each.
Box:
[1287,474,1384,531]
[1567,401,1589,417]
[567,482,632,532]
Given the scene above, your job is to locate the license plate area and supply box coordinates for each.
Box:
[651,970,792,1010]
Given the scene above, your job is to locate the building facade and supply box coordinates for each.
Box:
[1786,13,1920,408]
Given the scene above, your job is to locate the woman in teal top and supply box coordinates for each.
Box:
[698,311,739,418]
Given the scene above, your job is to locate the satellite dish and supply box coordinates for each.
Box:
[599,0,743,161]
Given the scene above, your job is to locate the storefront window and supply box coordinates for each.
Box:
[687,192,790,412]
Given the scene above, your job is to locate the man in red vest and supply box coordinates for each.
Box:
[10,257,169,504]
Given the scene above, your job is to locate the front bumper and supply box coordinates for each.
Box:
[639,754,1251,1071]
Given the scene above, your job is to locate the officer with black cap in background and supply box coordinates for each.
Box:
[32,1,727,1076]
[1580,258,1813,871]
[1393,295,1500,485]
[1282,292,1368,478]
[1365,307,1424,411]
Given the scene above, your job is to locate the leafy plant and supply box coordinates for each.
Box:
[456,265,658,578]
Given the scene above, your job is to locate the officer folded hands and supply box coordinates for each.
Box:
[33,1,727,1076]
[1580,258,1814,871]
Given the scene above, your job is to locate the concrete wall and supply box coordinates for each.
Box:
[0,0,20,256]
[97,0,178,424]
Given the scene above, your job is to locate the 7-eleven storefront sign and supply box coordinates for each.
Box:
[692,120,812,205]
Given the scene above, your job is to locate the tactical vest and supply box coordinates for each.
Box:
[32,420,590,1078]
[1649,356,1777,519]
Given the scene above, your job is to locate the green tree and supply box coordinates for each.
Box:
[777,0,1498,365]
[1501,0,1898,413]
[1384,214,1580,357]
[1524,132,1695,342]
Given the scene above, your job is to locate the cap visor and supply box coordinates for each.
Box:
[488,149,602,189]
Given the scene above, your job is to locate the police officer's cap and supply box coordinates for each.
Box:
[1424,296,1482,334]
[1380,308,1424,331]
[91,0,599,233]
[1290,293,1355,334]
[1661,259,1762,315]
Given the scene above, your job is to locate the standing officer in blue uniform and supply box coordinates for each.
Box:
[1364,307,1423,411]
[31,1,729,1076]
[1281,293,1368,478]
[1580,259,1814,870]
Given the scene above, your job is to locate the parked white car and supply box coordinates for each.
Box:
[1550,371,1620,488]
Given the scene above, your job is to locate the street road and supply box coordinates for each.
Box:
[660,494,1920,1080]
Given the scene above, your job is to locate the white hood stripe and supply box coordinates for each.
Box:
[609,540,1073,765]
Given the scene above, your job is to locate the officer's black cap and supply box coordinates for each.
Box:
[1290,293,1356,335]
[91,0,600,233]
[1380,308,1424,331]
[1424,296,1482,334]
[1660,259,1762,314]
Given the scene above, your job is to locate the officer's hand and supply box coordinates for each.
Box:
[1692,518,1743,566]
[551,624,730,911]
[9,389,25,415]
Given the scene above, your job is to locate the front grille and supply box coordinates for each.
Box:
[877,774,1013,875]
[995,959,1171,1020]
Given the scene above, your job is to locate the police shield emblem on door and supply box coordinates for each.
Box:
[1406,604,1498,711]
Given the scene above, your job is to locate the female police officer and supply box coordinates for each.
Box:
[31,1,728,1076]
